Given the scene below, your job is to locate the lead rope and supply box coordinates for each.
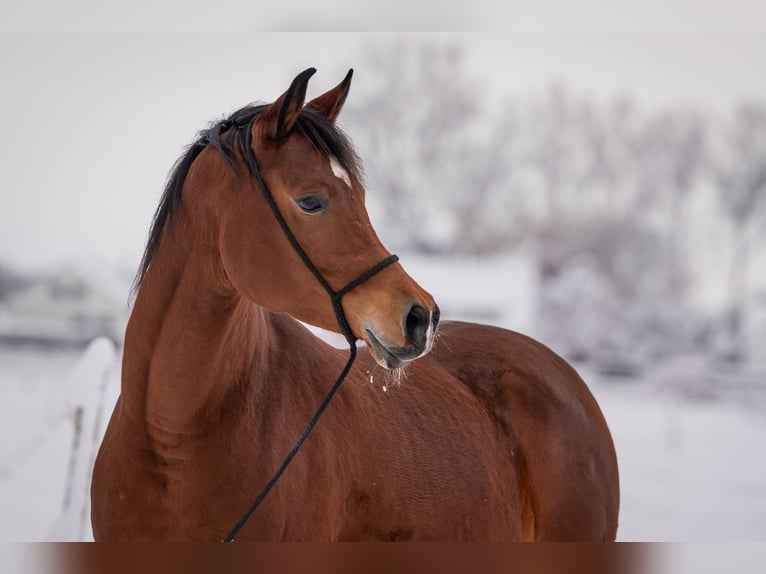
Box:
[222,131,398,542]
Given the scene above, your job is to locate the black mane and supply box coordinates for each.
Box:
[133,104,363,294]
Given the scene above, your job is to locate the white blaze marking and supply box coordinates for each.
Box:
[329,156,352,188]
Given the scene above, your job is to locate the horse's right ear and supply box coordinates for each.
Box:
[305,69,353,122]
[258,68,317,140]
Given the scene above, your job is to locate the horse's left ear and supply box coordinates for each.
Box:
[259,67,317,139]
[305,69,353,122]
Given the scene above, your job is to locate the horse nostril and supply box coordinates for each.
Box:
[432,304,441,330]
[405,304,430,349]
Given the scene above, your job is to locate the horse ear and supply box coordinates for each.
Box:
[259,67,317,139]
[305,69,353,122]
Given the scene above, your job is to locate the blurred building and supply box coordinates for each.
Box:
[0,271,127,348]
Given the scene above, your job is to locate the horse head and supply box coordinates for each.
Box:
[196,69,439,368]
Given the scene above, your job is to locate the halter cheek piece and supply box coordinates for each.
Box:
[221,134,398,542]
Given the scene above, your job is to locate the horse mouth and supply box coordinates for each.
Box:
[364,328,430,369]
[364,329,407,369]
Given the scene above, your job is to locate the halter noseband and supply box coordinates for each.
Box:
[221,131,398,542]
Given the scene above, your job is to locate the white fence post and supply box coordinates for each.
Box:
[47,337,117,541]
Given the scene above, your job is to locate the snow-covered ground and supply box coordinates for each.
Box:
[582,369,766,541]
[1,337,764,543]
[0,342,119,542]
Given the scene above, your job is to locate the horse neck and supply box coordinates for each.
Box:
[121,228,269,436]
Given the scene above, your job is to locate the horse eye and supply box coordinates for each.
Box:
[296,195,327,214]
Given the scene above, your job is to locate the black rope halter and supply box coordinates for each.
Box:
[221,122,398,542]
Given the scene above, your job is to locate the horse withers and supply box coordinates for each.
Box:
[91,68,619,541]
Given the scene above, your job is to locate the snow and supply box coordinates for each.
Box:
[589,376,766,541]
[0,340,119,542]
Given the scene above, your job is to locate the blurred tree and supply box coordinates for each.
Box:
[344,39,520,255]
[521,85,592,227]
[636,109,708,294]
[523,88,648,278]
[521,89,706,360]
[712,103,766,360]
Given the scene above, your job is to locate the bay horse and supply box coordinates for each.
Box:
[91,68,619,541]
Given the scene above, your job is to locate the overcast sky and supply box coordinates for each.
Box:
[1,19,765,272]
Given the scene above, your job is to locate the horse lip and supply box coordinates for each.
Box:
[364,328,429,368]
[364,329,405,369]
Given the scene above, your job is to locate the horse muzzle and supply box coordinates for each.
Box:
[364,303,440,369]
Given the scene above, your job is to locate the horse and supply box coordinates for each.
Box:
[91,68,619,541]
